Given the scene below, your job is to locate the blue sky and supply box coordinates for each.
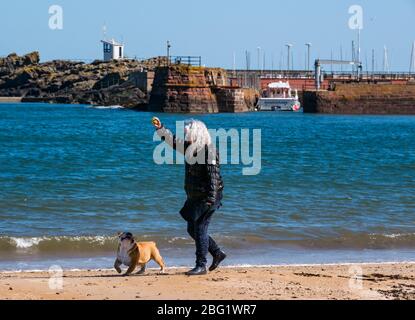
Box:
[1,0,414,71]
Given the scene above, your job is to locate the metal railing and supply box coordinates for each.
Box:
[58,59,96,64]
[228,69,415,79]
[227,69,415,89]
[169,56,202,67]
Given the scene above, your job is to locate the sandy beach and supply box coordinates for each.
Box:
[0,97,22,103]
[1,262,414,300]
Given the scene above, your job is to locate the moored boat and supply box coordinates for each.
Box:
[257,81,302,112]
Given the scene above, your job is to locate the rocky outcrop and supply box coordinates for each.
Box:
[303,83,415,114]
[0,52,40,76]
[0,52,167,108]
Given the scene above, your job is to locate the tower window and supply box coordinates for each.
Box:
[103,43,111,53]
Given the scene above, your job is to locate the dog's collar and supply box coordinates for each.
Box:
[128,243,138,254]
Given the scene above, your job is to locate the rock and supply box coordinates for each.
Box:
[0,52,157,107]
[0,69,37,89]
[26,87,41,97]
[0,52,40,76]
[92,71,125,90]
[22,52,40,65]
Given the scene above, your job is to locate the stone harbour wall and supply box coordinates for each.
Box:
[303,83,415,114]
[214,87,245,112]
[148,65,253,113]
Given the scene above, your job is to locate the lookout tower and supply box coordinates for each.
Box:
[101,39,124,61]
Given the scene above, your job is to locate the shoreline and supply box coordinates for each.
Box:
[0,97,22,102]
[1,261,415,273]
[1,262,414,300]
[1,245,415,272]
[2,101,415,116]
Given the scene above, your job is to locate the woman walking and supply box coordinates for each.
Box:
[152,117,226,275]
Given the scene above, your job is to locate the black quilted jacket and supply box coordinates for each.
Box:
[156,126,224,204]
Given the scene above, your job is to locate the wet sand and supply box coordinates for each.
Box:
[1,263,414,300]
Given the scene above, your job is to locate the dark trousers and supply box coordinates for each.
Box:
[187,209,221,267]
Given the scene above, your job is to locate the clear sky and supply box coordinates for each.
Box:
[1,0,414,71]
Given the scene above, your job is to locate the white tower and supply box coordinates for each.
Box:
[410,41,415,74]
[101,39,124,61]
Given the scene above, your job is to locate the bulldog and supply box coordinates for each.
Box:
[114,232,165,276]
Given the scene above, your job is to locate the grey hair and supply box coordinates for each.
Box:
[184,119,212,152]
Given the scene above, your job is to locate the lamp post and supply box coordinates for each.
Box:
[257,47,261,71]
[285,44,292,71]
[383,46,389,73]
[305,43,312,71]
[167,40,171,66]
[410,41,415,74]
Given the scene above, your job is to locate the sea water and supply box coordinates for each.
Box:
[0,103,414,270]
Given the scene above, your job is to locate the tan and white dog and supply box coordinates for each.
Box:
[114,232,165,276]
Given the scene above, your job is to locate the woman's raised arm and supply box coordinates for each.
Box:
[152,117,185,154]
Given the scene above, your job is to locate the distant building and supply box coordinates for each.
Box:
[101,39,124,61]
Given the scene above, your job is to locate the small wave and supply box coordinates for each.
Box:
[0,236,117,252]
[1,232,415,254]
[377,233,410,239]
[11,237,43,249]
[167,237,191,244]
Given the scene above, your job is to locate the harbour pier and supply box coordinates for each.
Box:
[227,69,415,114]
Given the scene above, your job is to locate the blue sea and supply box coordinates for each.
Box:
[0,103,414,271]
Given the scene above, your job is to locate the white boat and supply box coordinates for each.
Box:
[257,81,302,112]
